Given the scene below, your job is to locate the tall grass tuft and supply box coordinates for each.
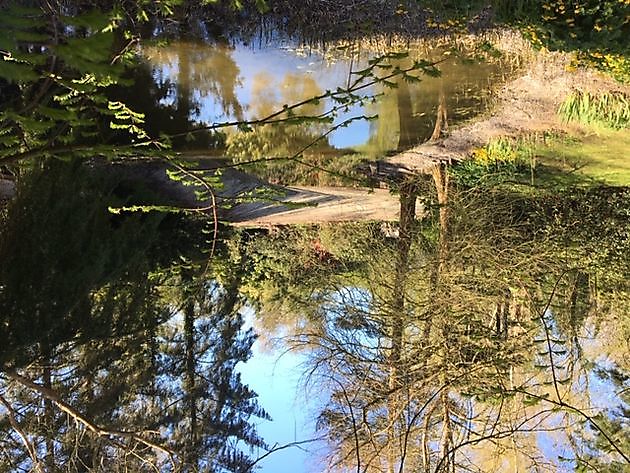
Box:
[559,90,630,129]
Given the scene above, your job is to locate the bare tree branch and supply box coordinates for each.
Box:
[0,394,44,473]
[2,370,177,468]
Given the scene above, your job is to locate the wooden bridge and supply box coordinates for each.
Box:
[1,144,457,226]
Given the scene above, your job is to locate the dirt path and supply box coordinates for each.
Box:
[92,160,403,225]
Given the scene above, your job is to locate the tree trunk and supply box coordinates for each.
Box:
[430,90,448,142]
[438,390,454,473]
[42,346,55,472]
[387,183,417,473]
[397,79,417,151]
[184,298,198,465]
[424,163,449,348]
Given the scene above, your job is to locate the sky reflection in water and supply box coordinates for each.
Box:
[143,40,505,155]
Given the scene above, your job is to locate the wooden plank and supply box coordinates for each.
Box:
[226,186,401,226]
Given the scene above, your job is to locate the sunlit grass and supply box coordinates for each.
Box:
[558,90,630,129]
[534,127,630,186]
[452,128,630,189]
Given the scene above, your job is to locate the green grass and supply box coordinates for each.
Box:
[559,90,630,129]
[452,128,630,189]
[534,128,630,186]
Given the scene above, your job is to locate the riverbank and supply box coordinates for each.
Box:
[2,30,627,214]
[386,43,630,178]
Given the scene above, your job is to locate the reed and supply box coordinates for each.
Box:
[559,90,630,129]
[295,28,535,72]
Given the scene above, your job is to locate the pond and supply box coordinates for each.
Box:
[141,39,509,159]
[0,35,628,473]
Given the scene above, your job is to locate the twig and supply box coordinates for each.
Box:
[510,388,630,465]
[0,394,44,473]
[3,370,177,468]
[535,270,569,404]
[245,437,324,471]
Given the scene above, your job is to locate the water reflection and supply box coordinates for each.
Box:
[142,41,508,158]
[1,168,628,471]
[145,41,245,122]
[0,162,269,472]
[237,180,630,472]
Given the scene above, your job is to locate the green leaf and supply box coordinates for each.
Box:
[37,106,75,121]
[53,32,118,76]
[61,11,111,31]
[0,58,39,81]
[522,395,541,406]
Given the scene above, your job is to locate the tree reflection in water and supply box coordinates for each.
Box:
[0,161,269,472]
[241,175,629,472]
[0,161,628,472]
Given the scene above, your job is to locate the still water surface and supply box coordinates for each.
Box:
[142,40,508,156]
[0,37,628,473]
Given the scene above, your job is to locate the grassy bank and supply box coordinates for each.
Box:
[535,128,630,186]
[453,125,630,188]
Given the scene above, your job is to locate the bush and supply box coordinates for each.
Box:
[452,137,531,187]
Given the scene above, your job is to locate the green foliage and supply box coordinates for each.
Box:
[509,0,630,80]
[451,137,531,187]
[0,160,268,471]
[231,223,385,334]
[536,0,630,45]
[0,160,202,364]
[534,186,630,278]
[559,90,630,129]
[574,50,630,83]
[158,278,270,471]
[578,406,630,471]
[0,4,161,164]
[420,0,630,81]
[451,126,630,190]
